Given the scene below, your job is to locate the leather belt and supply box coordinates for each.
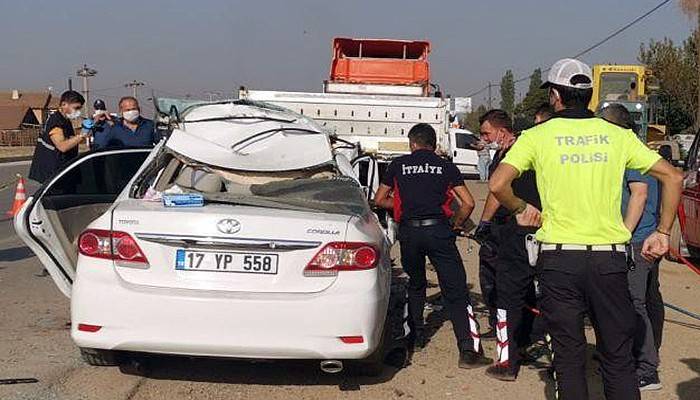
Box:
[540,243,626,253]
[402,218,446,228]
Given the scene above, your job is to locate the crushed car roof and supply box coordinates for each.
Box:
[164,101,334,171]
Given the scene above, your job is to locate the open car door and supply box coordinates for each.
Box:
[14,148,152,298]
[352,154,398,245]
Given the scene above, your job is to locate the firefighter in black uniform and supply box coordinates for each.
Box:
[476,109,542,381]
[375,123,492,368]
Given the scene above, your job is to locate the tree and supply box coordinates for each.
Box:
[463,104,488,133]
[500,70,515,116]
[639,31,698,134]
[514,68,550,130]
[680,0,700,130]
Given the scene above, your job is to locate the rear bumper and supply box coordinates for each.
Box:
[71,260,389,360]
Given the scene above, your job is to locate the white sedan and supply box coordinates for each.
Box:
[15,100,408,375]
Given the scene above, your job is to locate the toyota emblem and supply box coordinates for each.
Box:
[217,219,241,234]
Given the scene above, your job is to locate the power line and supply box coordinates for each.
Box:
[91,85,125,93]
[571,0,673,60]
[147,86,187,98]
[465,0,673,99]
[125,80,146,98]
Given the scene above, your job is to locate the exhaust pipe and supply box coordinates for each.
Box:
[319,360,344,374]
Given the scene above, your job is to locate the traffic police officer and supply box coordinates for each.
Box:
[375,123,492,368]
[489,58,683,400]
[476,109,541,381]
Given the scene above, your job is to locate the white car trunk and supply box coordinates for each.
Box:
[111,200,351,293]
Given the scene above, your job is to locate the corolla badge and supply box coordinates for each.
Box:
[217,219,241,234]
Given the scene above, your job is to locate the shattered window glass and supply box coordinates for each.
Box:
[135,149,369,216]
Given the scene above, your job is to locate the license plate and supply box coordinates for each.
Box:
[175,250,278,274]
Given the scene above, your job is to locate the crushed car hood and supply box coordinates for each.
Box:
[166,103,334,171]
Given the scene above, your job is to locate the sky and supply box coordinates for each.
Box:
[0,0,694,111]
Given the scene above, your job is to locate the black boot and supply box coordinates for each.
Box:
[485,363,517,381]
[459,350,492,369]
[409,330,428,352]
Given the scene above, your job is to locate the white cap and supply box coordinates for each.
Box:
[541,58,593,89]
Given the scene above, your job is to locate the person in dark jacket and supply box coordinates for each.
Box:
[92,96,157,149]
[29,91,89,183]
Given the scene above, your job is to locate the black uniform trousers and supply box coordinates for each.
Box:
[494,221,537,375]
[538,249,639,400]
[478,229,499,330]
[399,222,481,353]
[646,260,665,351]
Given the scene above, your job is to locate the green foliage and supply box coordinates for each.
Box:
[500,70,515,116]
[512,69,550,131]
[639,29,699,133]
[463,104,488,133]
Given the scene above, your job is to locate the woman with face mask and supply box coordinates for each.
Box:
[29,90,90,183]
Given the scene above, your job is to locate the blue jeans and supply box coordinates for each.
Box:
[478,156,491,181]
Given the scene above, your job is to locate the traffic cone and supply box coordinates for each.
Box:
[6,174,27,217]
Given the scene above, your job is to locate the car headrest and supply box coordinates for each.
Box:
[174,166,223,193]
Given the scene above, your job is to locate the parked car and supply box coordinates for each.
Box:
[448,127,493,177]
[15,100,408,375]
[676,131,700,258]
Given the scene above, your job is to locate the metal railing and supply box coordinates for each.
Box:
[0,128,40,147]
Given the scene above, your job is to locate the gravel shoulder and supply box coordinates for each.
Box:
[0,181,698,400]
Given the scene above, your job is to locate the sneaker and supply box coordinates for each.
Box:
[521,342,550,365]
[485,363,517,381]
[458,350,492,369]
[639,374,662,391]
[410,332,428,352]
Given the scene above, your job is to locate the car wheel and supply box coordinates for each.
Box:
[666,216,682,262]
[687,245,700,259]
[348,275,409,377]
[348,332,387,377]
[79,348,120,366]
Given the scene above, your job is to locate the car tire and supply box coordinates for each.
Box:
[348,274,409,377]
[348,327,388,377]
[79,348,120,366]
[687,245,700,259]
[666,216,682,262]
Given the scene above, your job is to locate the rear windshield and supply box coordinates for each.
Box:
[133,149,370,216]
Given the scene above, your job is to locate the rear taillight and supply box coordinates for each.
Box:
[78,229,149,267]
[304,242,378,277]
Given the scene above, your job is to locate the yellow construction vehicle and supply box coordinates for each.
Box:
[590,64,680,163]
[590,64,649,111]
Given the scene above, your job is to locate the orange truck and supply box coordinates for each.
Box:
[327,38,432,95]
[240,38,482,186]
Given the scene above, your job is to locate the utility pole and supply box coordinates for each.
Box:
[76,64,97,116]
[125,80,145,99]
[487,82,493,110]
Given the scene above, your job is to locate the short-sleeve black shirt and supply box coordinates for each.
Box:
[28,112,78,183]
[489,142,541,220]
[381,149,464,221]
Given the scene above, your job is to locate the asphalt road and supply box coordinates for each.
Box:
[0,172,698,400]
[0,161,38,241]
